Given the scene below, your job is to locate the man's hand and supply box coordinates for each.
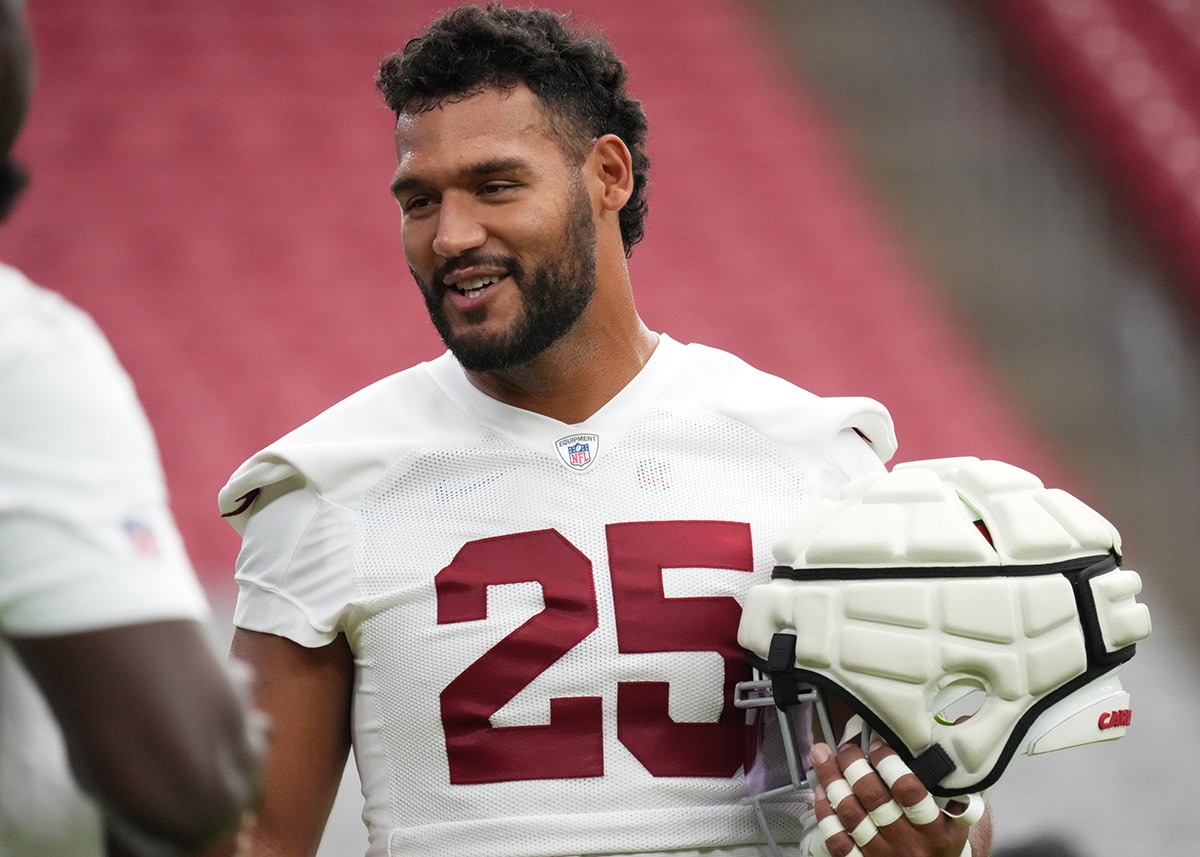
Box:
[807,739,989,857]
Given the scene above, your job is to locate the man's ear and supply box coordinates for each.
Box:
[589,133,634,212]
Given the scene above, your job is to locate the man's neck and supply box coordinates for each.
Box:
[464,320,659,425]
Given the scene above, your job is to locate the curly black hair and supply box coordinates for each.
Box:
[376,3,650,255]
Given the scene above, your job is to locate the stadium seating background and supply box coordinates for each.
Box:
[3,0,1062,592]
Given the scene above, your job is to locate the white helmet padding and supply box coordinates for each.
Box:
[737,457,1151,797]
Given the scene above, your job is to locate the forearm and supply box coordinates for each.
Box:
[14,620,262,855]
[105,825,245,857]
[229,628,354,857]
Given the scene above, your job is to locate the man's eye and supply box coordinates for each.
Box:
[479,182,516,196]
[401,196,436,213]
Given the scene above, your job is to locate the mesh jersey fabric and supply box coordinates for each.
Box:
[0,263,210,856]
[221,334,896,857]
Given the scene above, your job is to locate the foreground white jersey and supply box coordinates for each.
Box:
[221,335,896,857]
[0,263,209,856]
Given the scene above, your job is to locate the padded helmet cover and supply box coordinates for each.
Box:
[738,457,1151,796]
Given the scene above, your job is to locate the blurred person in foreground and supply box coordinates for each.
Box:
[220,4,990,857]
[0,1,262,854]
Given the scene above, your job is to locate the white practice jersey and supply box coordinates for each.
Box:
[0,263,209,856]
[221,335,896,857]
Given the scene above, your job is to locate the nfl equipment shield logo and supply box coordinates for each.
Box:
[555,433,599,471]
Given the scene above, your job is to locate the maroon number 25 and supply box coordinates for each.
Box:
[436,520,754,784]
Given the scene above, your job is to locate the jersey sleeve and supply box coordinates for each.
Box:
[221,459,359,648]
[0,276,208,637]
[676,342,898,477]
[825,397,897,467]
[218,364,445,649]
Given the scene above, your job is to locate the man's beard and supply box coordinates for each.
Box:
[418,181,597,372]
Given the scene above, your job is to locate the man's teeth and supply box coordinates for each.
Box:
[458,275,501,299]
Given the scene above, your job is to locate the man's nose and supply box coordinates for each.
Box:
[432,193,487,258]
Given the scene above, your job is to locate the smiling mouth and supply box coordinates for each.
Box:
[454,274,503,299]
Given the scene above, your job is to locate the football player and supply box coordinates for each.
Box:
[0,1,262,854]
[221,5,988,857]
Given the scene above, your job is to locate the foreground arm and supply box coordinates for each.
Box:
[229,627,354,857]
[12,619,262,857]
